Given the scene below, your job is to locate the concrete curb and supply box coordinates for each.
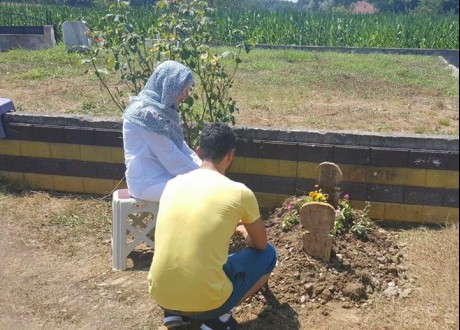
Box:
[4,112,458,151]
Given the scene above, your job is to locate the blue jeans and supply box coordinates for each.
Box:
[164,243,277,322]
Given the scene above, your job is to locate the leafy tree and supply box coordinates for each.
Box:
[87,0,252,147]
[416,0,459,13]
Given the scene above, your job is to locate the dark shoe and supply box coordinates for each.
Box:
[200,316,237,330]
[163,311,191,328]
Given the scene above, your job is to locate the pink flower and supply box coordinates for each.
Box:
[287,204,293,211]
[343,194,349,200]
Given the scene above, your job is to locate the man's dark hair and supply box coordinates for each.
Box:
[199,122,236,163]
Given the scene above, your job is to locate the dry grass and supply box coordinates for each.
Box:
[357,224,459,330]
[0,44,458,329]
[0,45,458,135]
[0,179,458,329]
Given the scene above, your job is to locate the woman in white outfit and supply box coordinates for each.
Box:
[123,61,202,202]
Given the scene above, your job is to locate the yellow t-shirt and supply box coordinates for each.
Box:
[147,168,260,312]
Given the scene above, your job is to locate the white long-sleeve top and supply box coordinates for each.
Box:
[123,119,201,201]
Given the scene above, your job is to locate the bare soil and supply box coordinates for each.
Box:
[0,189,458,330]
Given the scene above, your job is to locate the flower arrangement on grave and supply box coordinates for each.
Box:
[281,186,372,239]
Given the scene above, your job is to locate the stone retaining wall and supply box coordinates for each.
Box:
[0,25,56,51]
[0,113,458,225]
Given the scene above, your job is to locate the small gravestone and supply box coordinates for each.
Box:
[316,162,343,208]
[62,21,92,51]
[300,202,336,262]
[299,162,343,262]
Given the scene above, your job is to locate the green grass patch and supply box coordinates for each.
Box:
[0,45,458,136]
[0,44,87,79]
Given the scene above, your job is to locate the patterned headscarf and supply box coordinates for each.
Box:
[123,61,195,148]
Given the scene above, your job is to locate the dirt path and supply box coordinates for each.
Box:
[0,191,458,330]
[0,214,162,330]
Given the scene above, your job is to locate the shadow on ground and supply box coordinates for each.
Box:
[127,251,300,330]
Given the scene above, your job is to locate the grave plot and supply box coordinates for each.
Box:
[231,162,414,317]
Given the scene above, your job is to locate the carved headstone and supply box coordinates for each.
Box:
[62,21,92,51]
[300,202,336,262]
[316,162,343,208]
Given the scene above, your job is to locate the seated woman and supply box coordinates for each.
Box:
[123,61,201,202]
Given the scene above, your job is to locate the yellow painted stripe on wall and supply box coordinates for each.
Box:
[0,140,124,164]
[1,171,456,224]
[24,173,54,190]
[254,192,291,210]
[425,170,459,189]
[239,157,298,178]
[1,143,458,190]
[0,171,125,196]
[351,200,385,220]
[383,202,459,223]
[252,191,458,224]
[234,157,459,189]
[0,140,21,156]
[20,141,51,158]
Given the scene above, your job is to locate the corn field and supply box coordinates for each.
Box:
[0,3,458,49]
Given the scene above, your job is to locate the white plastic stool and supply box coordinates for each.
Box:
[111,189,159,270]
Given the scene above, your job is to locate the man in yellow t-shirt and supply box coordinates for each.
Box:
[148,122,277,330]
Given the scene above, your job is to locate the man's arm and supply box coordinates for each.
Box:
[236,218,267,250]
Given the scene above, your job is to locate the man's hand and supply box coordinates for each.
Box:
[235,224,248,238]
[236,219,267,250]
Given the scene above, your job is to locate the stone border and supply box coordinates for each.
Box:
[0,25,56,51]
[4,113,458,151]
[0,113,458,223]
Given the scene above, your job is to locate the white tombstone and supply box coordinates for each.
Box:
[62,21,92,51]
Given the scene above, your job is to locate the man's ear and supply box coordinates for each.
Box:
[196,146,202,159]
[227,148,236,161]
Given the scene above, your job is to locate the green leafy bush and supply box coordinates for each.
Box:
[86,0,252,147]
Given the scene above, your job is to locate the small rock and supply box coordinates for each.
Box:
[397,265,407,272]
[335,254,343,263]
[321,289,333,301]
[365,285,373,294]
[361,300,373,308]
[383,285,398,298]
[398,288,412,298]
[341,302,353,309]
[386,264,398,275]
[371,277,381,289]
